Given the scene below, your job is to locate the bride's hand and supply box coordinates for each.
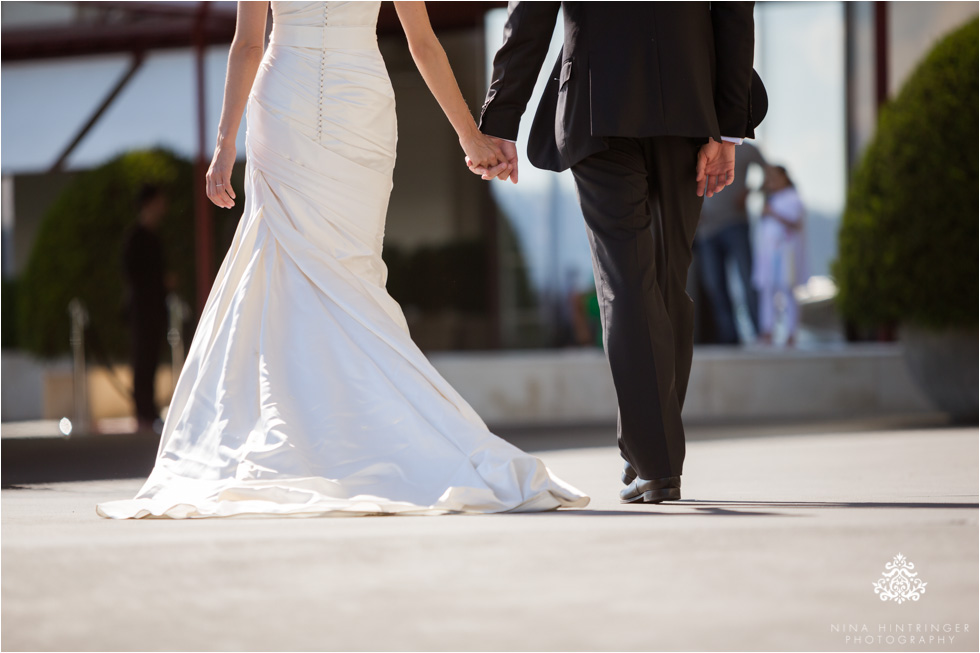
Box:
[206,143,237,209]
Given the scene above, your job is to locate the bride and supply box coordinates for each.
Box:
[97,1,589,518]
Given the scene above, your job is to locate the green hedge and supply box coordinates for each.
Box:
[17,149,225,360]
[383,240,488,313]
[833,17,978,328]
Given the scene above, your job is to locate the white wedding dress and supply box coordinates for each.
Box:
[96,1,589,519]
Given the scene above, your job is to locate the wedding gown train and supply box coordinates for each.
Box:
[96,1,589,519]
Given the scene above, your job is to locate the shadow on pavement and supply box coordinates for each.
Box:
[548,507,794,517]
[498,413,955,453]
[681,499,979,509]
[520,499,978,518]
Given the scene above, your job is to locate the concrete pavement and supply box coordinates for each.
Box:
[2,420,977,651]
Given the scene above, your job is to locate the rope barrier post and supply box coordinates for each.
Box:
[67,298,90,435]
[166,293,189,394]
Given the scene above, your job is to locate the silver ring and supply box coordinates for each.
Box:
[216,183,224,187]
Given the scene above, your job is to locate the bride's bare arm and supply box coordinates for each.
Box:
[207,1,269,209]
[393,1,509,173]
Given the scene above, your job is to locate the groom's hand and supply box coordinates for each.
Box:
[468,157,511,181]
[468,137,519,184]
[696,139,736,198]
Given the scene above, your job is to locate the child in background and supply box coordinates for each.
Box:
[753,165,807,346]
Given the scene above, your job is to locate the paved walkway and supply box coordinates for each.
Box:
[2,421,977,651]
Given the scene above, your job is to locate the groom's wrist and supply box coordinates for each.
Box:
[477,111,521,142]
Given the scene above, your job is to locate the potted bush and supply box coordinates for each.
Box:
[833,18,978,421]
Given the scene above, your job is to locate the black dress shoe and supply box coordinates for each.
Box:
[620,475,681,504]
[622,460,637,485]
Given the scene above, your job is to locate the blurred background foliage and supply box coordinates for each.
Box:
[834,17,979,329]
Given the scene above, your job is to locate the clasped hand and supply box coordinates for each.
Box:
[463,135,519,184]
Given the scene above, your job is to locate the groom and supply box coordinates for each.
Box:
[473,2,764,503]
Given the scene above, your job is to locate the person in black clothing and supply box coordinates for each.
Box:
[122,184,171,432]
[473,2,765,503]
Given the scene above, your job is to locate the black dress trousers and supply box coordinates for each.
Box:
[122,225,167,424]
[570,136,705,480]
[131,311,166,423]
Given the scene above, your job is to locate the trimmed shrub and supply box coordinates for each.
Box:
[833,17,978,328]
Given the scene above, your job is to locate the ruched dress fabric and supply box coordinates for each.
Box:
[96,1,589,519]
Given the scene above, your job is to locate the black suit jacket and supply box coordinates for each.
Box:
[479,1,762,172]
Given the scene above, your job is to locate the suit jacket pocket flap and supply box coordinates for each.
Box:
[560,59,573,89]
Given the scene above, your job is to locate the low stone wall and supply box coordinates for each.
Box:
[3,344,934,425]
[429,344,934,426]
[1,353,172,422]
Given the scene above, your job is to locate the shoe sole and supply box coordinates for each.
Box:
[621,487,681,504]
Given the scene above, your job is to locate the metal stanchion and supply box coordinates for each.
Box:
[67,298,89,436]
[166,293,189,393]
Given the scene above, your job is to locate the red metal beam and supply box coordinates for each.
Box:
[49,51,145,173]
[76,1,236,20]
[875,1,889,111]
[2,19,236,61]
[2,2,505,61]
[193,2,213,317]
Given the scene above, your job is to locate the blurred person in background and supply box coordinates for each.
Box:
[695,141,767,344]
[570,285,602,348]
[753,164,807,347]
[122,184,174,433]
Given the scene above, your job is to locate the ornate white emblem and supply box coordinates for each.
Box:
[873,553,927,604]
